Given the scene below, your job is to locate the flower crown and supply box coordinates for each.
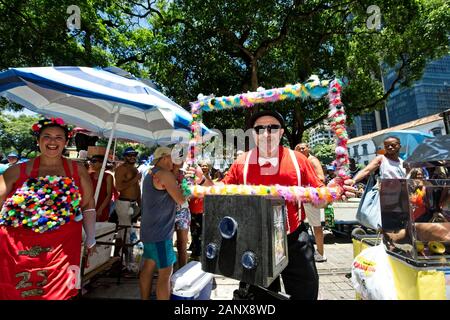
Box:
[31,118,73,138]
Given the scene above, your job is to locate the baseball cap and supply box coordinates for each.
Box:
[150,147,172,165]
[7,152,19,158]
[123,147,138,156]
[248,110,285,128]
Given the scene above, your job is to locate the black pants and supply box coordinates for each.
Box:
[244,223,319,300]
[189,214,203,257]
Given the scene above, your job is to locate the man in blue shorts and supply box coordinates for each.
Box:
[139,147,189,300]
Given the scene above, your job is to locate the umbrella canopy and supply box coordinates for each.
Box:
[372,129,435,160]
[0,66,214,201]
[0,66,212,146]
[404,134,450,168]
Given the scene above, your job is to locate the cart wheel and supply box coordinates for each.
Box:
[351,227,366,237]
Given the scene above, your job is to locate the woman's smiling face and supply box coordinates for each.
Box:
[38,126,67,157]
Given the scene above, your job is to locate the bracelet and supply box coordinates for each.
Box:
[83,209,96,214]
[199,176,207,185]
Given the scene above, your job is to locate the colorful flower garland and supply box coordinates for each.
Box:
[190,76,330,114]
[188,184,341,207]
[0,176,83,233]
[187,76,331,167]
[328,79,350,182]
[183,76,350,205]
[31,117,73,138]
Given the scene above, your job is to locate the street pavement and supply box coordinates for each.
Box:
[82,229,356,300]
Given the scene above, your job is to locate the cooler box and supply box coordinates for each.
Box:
[82,222,116,275]
[171,261,214,300]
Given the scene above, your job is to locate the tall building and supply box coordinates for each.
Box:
[308,121,333,148]
[349,54,450,137]
[384,55,450,127]
[349,111,388,138]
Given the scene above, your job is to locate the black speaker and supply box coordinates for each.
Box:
[201,195,289,287]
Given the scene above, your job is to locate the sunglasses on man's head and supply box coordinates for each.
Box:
[253,124,282,134]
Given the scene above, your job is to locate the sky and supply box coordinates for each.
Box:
[4,109,38,117]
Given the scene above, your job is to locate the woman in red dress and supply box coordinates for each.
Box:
[0,118,96,300]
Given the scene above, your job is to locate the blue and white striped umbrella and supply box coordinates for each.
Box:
[0,66,212,146]
[0,66,214,201]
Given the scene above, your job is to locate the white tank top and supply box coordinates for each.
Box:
[380,156,406,179]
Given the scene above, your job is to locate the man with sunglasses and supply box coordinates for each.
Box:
[192,110,356,300]
[114,147,142,270]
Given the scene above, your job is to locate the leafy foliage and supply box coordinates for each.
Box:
[0,114,40,157]
[312,142,336,166]
[0,0,448,150]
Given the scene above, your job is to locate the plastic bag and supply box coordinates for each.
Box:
[128,226,144,273]
[356,174,381,230]
[351,244,397,300]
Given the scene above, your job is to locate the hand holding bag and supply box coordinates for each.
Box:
[356,174,381,230]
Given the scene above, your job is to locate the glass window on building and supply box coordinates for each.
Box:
[362,144,368,155]
[353,145,359,157]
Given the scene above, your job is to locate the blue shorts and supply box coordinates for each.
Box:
[143,239,177,269]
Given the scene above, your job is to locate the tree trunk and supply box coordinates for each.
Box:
[240,59,260,151]
[250,59,258,91]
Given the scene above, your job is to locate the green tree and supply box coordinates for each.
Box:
[0,114,40,157]
[0,0,449,151]
[312,142,336,165]
[133,0,449,148]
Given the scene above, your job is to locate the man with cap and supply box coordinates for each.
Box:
[6,153,19,167]
[114,147,142,269]
[139,146,188,300]
[190,109,356,300]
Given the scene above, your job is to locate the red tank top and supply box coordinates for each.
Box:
[0,157,85,300]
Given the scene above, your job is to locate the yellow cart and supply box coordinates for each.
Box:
[352,234,450,300]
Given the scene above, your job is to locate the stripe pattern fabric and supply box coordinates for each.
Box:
[0,67,212,146]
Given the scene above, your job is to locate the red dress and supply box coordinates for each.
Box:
[90,171,112,222]
[0,157,84,300]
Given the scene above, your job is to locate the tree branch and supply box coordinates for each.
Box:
[357,54,408,112]
[117,52,149,65]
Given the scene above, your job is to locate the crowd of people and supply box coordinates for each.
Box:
[0,113,358,300]
[2,112,446,301]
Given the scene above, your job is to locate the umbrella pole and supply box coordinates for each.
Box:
[113,138,118,162]
[95,110,120,203]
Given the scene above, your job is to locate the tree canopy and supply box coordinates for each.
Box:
[0,114,40,157]
[137,0,449,148]
[0,0,449,149]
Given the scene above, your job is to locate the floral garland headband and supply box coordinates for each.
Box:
[31,117,73,139]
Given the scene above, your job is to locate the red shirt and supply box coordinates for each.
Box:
[189,197,204,215]
[222,146,323,233]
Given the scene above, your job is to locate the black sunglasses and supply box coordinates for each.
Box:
[125,153,138,157]
[253,124,282,134]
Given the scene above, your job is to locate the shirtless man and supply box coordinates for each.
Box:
[295,143,327,262]
[114,147,141,267]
